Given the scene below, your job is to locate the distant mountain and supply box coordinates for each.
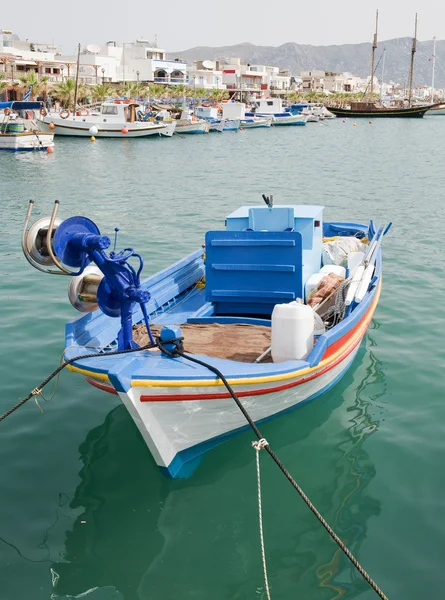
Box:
[168,38,444,86]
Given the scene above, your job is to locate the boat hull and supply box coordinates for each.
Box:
[38,116,175,137]
[92,340,361,477]
[240,117,272,128]
[327,105,432,118]
[175,121,210,134]
[271,114,307,126]
[0,131,54,151]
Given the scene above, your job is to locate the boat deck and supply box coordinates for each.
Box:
[133,323,272,363]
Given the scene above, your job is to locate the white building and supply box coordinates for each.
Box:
[0,29,70,98]
[187,60,226,90]
[60,40,187,85]
[219,58,292,96]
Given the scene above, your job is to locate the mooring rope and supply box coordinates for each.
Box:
[160,343,388,600]
[252,438,272,600]
[2,336,388,600]
[0,342,157,423]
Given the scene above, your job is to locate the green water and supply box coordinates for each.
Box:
[1,120,445,600]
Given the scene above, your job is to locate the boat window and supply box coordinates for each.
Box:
[267,101,273,106]
[102,105,118,115]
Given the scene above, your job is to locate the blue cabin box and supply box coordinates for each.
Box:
[205,205,323,316]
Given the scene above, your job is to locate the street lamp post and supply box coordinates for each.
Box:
[60,65,65,82]
[216,76,219,90]
[101,68,105,86]
[136,70,140,84]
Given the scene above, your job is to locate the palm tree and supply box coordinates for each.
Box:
[0,74,8,100]
[52,78,86,108]
[193,87,209,101]
[90,84,114,103]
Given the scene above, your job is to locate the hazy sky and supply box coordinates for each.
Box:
[2,1,442,54]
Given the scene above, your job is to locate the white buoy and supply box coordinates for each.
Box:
[89,125,98,135]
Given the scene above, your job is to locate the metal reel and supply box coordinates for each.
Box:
[68,266,104,313]
[25,216,63,267]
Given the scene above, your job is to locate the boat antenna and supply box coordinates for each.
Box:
[73,42,81,114]
[262,194,273,209]
[408,13,418,107]
[370,9,378,99]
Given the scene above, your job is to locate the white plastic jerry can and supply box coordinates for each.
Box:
[271,301,315,363]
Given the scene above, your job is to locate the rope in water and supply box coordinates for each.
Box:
[0,342,157,423]
[252,438,272,600]
[2,336,388,600]
[164,344,388,600]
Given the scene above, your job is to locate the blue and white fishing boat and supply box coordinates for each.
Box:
[194,106,226,132]
[247,98,307,126]
[240,115,273,128]
[1,101,54,151]
[22,199,390,478]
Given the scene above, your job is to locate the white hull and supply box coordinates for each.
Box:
[175,120,210,134]
[271,114,308,126]
[0,131,54,151]
[209,119,226,132]
[113,345,359,476]
[38,115,175,137]
[240,117,273,128]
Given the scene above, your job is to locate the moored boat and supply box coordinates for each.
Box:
[328,102,434,118]
[240,116,273,128]
[38,101,176,137]
[1,101,54,151]
[22,200,389,478]
[247,98,307,126]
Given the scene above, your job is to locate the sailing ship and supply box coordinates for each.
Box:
[329,12,436,118]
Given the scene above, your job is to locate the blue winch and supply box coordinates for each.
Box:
[22,200,154,350]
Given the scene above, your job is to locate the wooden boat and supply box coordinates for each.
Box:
[329,12,436,119]
[0,101,54,151]
[22,200,389,478]
[328,102,433,119]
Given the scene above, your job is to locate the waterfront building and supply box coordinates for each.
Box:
[187,61,226,90]
[219,58,294,97]
[60,40,187,85]
[0,29,73,99]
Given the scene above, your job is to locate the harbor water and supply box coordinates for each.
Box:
[1,119,445,600]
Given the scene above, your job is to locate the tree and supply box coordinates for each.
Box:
[15,71,51,100]
[90,84,114,103]
[52,78,86,108]
[0,74,8,100]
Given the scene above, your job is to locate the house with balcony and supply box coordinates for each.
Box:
[0,29,71,98]
[187,60,226,90]
[301,70,325,92]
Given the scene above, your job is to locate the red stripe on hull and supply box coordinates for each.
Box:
[140,311,372,402]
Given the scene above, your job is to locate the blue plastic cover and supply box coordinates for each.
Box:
[0,101,43,110]
[205,230,303,315]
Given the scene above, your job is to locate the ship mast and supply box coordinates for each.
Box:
[431,36,436,103]
[370,9,379,99]
[408,14,418,107]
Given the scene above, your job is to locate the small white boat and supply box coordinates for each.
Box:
[240,116,273,129]
[0,102,54,151]
[38,101,176,138]
[247,99,307,126]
